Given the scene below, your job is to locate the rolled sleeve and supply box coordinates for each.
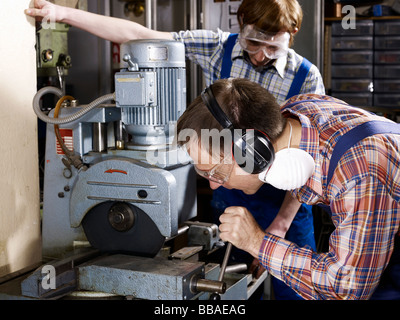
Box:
[259,233,292,280]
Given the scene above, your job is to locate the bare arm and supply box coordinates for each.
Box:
[218,195,301,255]
[265,191,302,238]
[248,191,302,278]
[25,0,173,44]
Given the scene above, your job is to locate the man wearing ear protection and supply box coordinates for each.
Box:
[177,78,400,300]
[172,0,324,300]
[26,0,325,300]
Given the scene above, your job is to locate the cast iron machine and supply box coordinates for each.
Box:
[34,39,196,259]
[10,39,268,300]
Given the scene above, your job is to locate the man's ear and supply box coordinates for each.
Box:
[238,14,244,28]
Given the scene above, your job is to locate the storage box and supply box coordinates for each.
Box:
[332,92,373,107]
[374,65,400,78]
[331,79,373,92]
[332,50,373,64]
[374,80,400,93]
[331,20,373,36]
[374,21,400,35]
[332,36,373,50]
[331,64,373,78]
[374,94,400,108]
[375,36,400,50]
[374,51,400,64]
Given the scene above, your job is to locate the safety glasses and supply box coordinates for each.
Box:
[194,161,234,185]
[238,25,290,60]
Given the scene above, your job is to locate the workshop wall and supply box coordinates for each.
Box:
[0,0,41,277]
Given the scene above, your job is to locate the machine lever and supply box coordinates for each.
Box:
[123,54,138,72]
[209,242,232,300]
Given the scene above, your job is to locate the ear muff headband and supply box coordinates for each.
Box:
[201,87,234,130]
[200,85,275,174]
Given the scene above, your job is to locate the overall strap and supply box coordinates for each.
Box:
[327,120,400,185]
[286,57,312,99]
[220,33,238,79]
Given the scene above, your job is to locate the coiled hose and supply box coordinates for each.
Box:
[33,86,115,125]
[33,86,115,170]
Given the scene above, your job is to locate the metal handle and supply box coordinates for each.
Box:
[123,54,138,72]
[192,278,226,295]
[209,242,232,300]
[190,242,233,299]
[218,242,232,282]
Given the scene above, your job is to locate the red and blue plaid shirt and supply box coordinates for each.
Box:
[259,94,400,300]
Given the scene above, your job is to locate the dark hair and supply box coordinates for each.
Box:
[176,78,286,156]
[237,0,303,46]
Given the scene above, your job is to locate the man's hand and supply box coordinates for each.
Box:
[219,206,266,258]
[25,0,63,22]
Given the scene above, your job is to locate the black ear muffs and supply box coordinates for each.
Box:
[201,86,275,174]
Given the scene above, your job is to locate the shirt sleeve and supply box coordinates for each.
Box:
[300,64,326,95]
[171,29,229,77]
[259,175,399,300]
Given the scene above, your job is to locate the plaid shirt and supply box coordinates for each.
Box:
[259,94,400,300]
[171,29,325,103]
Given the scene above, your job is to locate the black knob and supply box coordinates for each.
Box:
[209,293,221,300]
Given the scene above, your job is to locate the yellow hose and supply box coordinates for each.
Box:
[53,95,75,157]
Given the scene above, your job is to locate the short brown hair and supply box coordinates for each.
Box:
[176,78,286,156]
[237,0,303,46]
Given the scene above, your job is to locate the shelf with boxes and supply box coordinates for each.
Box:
[374,20,400,109]
[329,19,400,113]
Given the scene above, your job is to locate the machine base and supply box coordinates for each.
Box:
[0,246,269,300]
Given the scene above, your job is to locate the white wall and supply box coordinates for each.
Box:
[0,0,42,277]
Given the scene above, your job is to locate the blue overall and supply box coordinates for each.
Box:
[212,34,315,300]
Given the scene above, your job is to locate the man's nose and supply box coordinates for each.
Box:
[253,50,267,62]
[209,181,223,190]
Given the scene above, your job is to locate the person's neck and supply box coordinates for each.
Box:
[273,118,301,152]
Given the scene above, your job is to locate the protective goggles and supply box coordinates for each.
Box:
[238,25,290,60]
[194,161,234,185]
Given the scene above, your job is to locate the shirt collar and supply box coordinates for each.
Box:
[281,106,319,160]
[231,42,287,78]
[282,106,323,195]
[274,54,287,78]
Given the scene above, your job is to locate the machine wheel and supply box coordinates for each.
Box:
[82,201,165,257]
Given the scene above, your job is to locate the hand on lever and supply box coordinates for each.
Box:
[218,206,266,259]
